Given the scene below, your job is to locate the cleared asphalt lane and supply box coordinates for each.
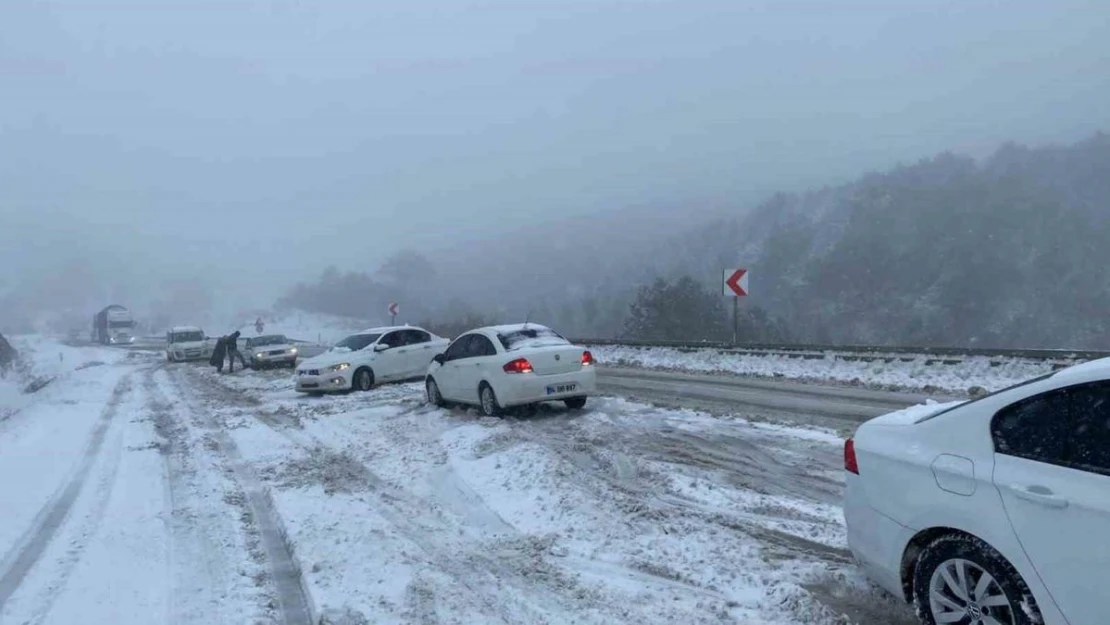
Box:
[598,367,955,430]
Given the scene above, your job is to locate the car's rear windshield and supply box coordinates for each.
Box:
[250,335,287,347]
[917,373,1056,423]
[497,327,568,351]
[334,333,381,351]
[171,331,203,342]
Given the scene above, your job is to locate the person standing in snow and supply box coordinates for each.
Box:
[209,336,228,373]
[225,330,248,373]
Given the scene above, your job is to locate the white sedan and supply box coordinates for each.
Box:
[295,326,449,394]
[844,359,1110,625]
[424,324,597,416]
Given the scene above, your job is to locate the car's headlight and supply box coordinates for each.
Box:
[327,363,350,372]
[256,353,264,358]
[289,347,298,354]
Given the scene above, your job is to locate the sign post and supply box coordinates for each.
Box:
[722,269,749,344]
[387,302,399,325]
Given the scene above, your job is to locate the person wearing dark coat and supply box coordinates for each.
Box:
[225,330,247,373]
[209,336,228,373]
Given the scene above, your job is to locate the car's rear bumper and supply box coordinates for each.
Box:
[495,368,597,407]
[844,474,912,601]
[295,370,353,393]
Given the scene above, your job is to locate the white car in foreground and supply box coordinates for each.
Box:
[165,326,213,362]
[424,324,597,416]
[295,326,448,394]
[844,359,1110,625]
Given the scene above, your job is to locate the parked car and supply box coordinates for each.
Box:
[294,326,448,394]
[844,359,1110,625]
[165,326,213,362]
[243,334,299,369]
[424,323,597,416]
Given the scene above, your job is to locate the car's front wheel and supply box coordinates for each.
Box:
[354,368,374,392]
[913,534,1041,625]
[426,377,445,407]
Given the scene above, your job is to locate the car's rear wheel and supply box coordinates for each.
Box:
[426,377,444,407]
[479,383,502,417]
[564,396,587,410]
[354,368,374,392]
[913,534,1040,625]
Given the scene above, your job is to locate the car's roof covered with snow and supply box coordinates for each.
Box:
[478,323,555,335]
[170,326,202,333]
[353,325,423,335]
[1050,356,1110,382]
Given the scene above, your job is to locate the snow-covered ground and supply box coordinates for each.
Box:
[590,345,1059,395]
[0,340,919,625]
[232,311,375,345]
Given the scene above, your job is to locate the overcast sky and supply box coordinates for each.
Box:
[2,0,1108,310]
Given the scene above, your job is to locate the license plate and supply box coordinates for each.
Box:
[546,383,577,395]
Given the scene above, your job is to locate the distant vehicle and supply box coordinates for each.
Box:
[92,305,135,345]
[244,334,299,369]
[424,323,597,416]
[165,326,213,362]
[295,326,448,394]
[844,360,1110,625]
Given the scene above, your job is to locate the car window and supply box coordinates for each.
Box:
[403,329,430,345]
[1066,383,1110,476]
[444,335,474,361]
[992,389,1070,467]
[468,335,497,357]
[918,373,1055,423]
[379,331,405,348]
[334,333,381,351]
[496,327,568,351]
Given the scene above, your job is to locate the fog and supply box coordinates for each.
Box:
[2,0,1108,332]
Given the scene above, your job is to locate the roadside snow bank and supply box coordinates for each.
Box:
[0,335,132,419]
[589,345,1056,395]
[234,311,374,345]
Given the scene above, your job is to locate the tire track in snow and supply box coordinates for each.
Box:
[0,374,133,611]
[163,366,315,625]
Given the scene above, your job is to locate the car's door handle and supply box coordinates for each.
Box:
[1009,484,1069,509]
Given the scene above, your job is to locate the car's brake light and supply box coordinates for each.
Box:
[503,358,533,374]
[844,438,859,475]
[581,350,595,366]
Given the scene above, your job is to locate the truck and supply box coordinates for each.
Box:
[92,305,135,345]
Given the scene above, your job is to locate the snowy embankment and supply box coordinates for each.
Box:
[0,335,132,421]
[194,366,916,625]
[232,311,373,346]
[589,345,1059,395]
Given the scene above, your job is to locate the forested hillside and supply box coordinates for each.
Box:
[282,133,1110,349]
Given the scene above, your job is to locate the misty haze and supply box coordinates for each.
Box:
[2,1,1108,625]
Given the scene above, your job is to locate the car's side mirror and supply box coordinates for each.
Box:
[373,343,390,352]
[433,353,446,365]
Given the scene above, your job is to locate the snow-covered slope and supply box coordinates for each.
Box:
[230,311,374,345]
[589,345,1056,395]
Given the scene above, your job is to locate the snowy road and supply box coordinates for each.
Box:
[0,343,920,625]
[598,367,947,433]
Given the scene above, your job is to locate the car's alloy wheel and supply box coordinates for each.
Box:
[479,384,501,417]
[914,534,1038,625]
[928,558,1013,625]
[355,369,374,392]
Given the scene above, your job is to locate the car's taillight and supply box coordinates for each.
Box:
[581,350,595,366]
[844,438,859,475]
[503,358,533,374]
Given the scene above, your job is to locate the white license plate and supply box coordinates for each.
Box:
[546,383,577,395]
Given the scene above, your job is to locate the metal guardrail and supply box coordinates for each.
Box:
[574,339,1110,365]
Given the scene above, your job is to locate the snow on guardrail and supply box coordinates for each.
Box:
[577,340,1110,395]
